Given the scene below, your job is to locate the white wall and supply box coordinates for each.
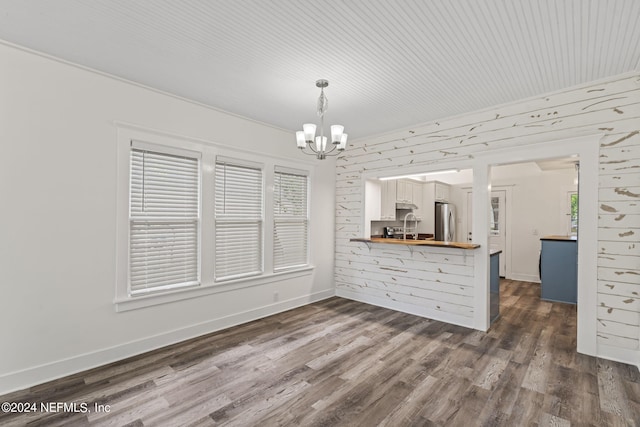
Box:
[0,42,336,394]
[452,167,578,282]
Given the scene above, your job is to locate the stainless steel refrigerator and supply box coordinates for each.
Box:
[435,202,456,242]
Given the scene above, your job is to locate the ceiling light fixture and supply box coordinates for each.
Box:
[295,79,347,160]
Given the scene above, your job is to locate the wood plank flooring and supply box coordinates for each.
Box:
[2,280,640,426]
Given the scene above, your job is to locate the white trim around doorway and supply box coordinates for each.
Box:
[472,134,602,357]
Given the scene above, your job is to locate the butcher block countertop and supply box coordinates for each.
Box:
[350,237,480,250]
[540,235,577,241]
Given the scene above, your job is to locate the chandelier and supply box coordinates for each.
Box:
[295,79,347,160]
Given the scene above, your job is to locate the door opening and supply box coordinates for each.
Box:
[467,190,507,277]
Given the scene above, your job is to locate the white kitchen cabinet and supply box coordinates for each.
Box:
[396,179,413,203]
[380,180,396,220]
[412,182,424,220]
[435,182,451,202]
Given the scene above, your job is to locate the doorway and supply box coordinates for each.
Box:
[466,190,507,277]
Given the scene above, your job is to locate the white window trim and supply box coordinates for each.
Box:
[115,267,313,312]
[115,124,315,312]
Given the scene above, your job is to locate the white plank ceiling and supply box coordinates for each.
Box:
[1,0,639,140]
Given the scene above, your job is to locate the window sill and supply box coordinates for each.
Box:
[114,266,314,312]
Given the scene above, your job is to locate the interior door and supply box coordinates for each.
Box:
[490,191,506,277]
[466,190,507,277]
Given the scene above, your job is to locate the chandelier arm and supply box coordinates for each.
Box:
[324,144,338,155]
[300,145,318,155]
[324,149,342,157]
[299,144,342,157]
[308,142,319,154]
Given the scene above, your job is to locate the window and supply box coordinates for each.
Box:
[129,142,200,295]
[116,126,313,310]
[273,167,309,271]
[569,191,578,235]
[215,157,263,281]
[490,196,500,236]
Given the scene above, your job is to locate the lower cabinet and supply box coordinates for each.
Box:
[490,250,500,323]
[540,238,577,304]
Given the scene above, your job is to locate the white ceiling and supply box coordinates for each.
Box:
[1,0,639,140]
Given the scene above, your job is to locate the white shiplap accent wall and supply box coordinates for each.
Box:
[336,243,476,327]
[335,73,640,359]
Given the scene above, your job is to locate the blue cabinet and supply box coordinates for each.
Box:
[540,237,577,304]
[490,250,500,323]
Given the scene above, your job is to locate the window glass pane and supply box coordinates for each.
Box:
[274,170,309,270]
[215,159,263,280]
[215,221,263,279]
[215,162,262,217]
[129,148,200,295]
[490,197,499,235]
[570,192,578,234]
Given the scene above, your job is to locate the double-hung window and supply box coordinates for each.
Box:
[273,167,309,271]
[215,157,264,281]
[128,142,200,295]
[117,127,313,310]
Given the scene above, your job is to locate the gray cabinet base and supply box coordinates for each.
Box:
[540,240,577,304]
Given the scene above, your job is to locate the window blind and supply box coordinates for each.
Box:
[129,146,200,295]
[215,158,263,280]
[273,168,309,270]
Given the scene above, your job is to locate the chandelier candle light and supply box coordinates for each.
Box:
[296,79,347,160]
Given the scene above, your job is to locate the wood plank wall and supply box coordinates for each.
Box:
[336,244,476,327]
[334,73,640,351]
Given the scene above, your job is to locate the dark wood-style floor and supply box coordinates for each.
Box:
[2,280,640,426]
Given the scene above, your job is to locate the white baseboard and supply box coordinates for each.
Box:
[0,289,334,396]
[336,288,475,330]
[508,273,540,283]
[597,344,640,371]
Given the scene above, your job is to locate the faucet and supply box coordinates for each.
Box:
[403,212,418,240]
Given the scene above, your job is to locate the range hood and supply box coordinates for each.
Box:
[396,202,418,210]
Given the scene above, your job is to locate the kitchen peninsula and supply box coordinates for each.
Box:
[340,236,488,330]
[342,173,503,331]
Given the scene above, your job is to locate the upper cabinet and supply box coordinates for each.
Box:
[435,182,451,202]
[395,180,425,220]
[412,182,424,220]
[369,179,437,223]
[396,179,413,203]
[380,180,396,220]
[365,179,396,222]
